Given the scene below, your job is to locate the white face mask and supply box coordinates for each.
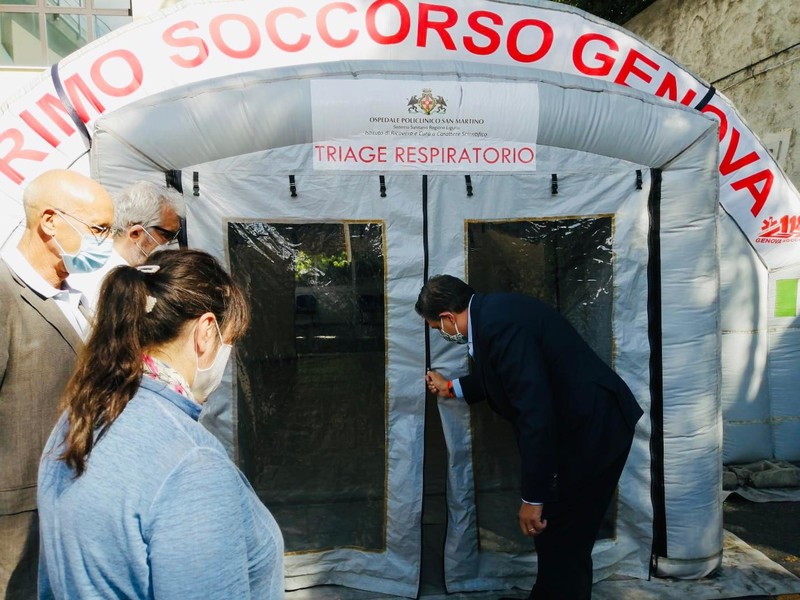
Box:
[137,226,175,258]
[191,318,232,403]
[439,316,468,345]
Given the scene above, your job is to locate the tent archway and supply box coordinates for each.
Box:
[87,61,720,595]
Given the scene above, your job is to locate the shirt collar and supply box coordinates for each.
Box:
[139,376,202,421]
[2,245,62,299]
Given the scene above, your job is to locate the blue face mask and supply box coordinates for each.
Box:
[53,213,114,274]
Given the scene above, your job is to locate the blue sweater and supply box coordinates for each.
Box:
[37,377,284,599]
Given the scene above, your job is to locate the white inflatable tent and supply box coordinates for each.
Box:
[0,0,798,597]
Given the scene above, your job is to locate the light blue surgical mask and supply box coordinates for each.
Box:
[439,316,468,345]
[53,211,114,274]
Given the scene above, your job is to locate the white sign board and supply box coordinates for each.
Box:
[310,80,538,172]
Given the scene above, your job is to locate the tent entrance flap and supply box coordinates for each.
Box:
[422,171,654,592]
[230,221,388,552]
[179,172,427,597]
[216,170,651,595]
[468,216,617,553]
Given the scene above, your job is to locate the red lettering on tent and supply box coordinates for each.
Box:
[614,48,659,86]
[63,74,105,123]
[19,111,59,148]
[315,144,387,163]
[163,21,209,68]
[464,11,502,56]
[366,0,411,45]
[720,128,759,176]
[572,33,618,77]
[317,3,358,48]
[732,169,774,217]
[266,7,310,52]
[697,103,771,214]
[36,95,76,137]
[507,19,553,63]
[0,129,48,185]
[701,103,728,140]
[20,94,77,148]
[210,14,261,59]
[417,4,458,50]
[654,72,698,106]
[91,49,143,97]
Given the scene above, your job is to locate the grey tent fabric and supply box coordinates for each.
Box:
[89,62,720,591]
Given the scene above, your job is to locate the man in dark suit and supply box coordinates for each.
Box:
[417,275,642,600]
[0,170,114,598]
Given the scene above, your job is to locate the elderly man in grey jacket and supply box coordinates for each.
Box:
[0,169,114,599]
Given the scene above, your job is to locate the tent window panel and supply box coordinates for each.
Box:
[466,216,616,553]
[229,221,387,552]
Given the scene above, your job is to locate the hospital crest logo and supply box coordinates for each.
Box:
[756,215,800,243]
[407,88,447,115]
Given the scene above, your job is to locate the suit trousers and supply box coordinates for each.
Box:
[0,510,38,600]
[529,444,632,600]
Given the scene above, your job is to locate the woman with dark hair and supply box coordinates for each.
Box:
[37,249,284,599]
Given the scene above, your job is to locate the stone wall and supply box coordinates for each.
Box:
[626,0,800,186]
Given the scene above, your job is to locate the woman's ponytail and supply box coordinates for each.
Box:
[60,265,151,475]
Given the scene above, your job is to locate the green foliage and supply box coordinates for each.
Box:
[295,250,351,282]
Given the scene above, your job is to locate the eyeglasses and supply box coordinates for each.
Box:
[54,209,111,243]
[147,225,181,245]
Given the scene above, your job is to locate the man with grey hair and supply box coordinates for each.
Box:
[70,180,184,309]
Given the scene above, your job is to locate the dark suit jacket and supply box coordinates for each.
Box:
[0,258,82,515]
[458,293,643,503]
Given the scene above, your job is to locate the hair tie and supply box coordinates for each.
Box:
[145,296,157,313]
[137,265,160,274]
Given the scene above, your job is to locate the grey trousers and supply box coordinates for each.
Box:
[0,510,38,600]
